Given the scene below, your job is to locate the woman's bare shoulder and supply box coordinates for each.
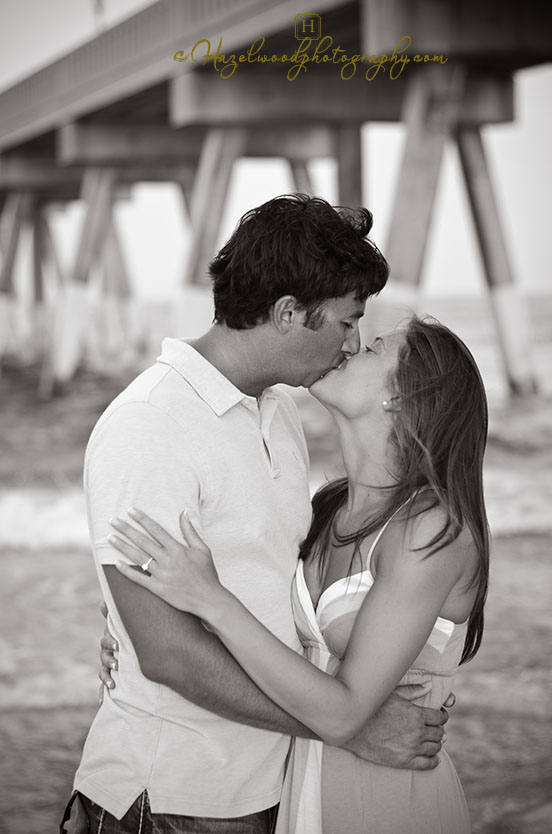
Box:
[372,496,480,621]
[403,499,477,577]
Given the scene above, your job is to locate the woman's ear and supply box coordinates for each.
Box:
[270,295,300,334]
[382,396,401,412]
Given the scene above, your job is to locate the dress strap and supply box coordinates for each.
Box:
[366,512,398,566]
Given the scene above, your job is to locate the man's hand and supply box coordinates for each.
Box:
[343,692,449,770]
[98,601,118,702]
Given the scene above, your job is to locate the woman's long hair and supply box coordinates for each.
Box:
[299,315,490,664]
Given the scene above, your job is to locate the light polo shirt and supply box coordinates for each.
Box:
[74,338,313,819]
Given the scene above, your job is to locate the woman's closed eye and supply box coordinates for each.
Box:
[364,337,384,354]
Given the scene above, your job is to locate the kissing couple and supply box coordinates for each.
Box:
[61,194,488,834]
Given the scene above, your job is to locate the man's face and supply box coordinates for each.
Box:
[286,292,366,388]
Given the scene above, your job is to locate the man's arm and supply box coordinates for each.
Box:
[105,564,316,734]
[104,566,446,769]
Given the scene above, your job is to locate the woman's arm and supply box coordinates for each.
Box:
[112,508,467,747]
[203,543,463,745]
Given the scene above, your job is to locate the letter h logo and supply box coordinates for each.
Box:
[295,13,321,40]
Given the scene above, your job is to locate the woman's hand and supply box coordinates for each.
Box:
[108,508,222,617]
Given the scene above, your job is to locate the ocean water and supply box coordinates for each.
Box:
[0,295,550,834]
[0,294,550,555]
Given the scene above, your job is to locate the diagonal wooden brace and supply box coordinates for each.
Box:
[384,64,467,298]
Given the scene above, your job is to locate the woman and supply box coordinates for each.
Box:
[107,315,489,834]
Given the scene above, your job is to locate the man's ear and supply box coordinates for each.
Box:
[270,295,300,334]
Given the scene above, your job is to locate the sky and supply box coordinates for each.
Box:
[0,0,551,299]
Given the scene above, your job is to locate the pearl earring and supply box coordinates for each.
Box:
[382,397,399,411]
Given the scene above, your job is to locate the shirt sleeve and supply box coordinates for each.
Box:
[84,401,204,566]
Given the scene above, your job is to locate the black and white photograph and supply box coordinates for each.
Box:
[0,2,551,832]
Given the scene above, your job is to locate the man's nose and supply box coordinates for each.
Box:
[343,325,361,356]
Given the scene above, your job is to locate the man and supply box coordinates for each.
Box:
[62,195,448,833]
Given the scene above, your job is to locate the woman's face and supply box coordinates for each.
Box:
[309,327,407,419]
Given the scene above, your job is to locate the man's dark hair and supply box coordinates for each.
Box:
[209,194,389,329]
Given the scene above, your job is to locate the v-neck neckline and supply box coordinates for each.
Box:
[298,559,373,618]
[302,491,428,612]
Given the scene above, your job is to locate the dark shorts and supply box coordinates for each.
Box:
[60,791,278,834]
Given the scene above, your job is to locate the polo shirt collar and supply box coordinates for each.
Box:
[157,338,248,417]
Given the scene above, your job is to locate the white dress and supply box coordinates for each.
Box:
[275,517,472,834]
